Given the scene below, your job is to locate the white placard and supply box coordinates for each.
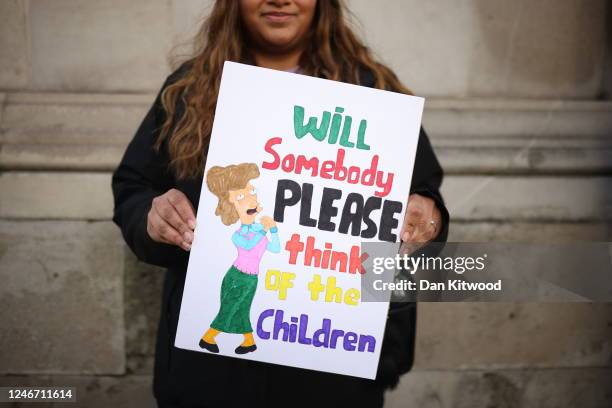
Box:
[175,62,424,379]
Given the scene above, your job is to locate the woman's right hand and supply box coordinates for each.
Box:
[147,189,196,251]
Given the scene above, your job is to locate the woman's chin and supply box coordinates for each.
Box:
[259,33,302,51]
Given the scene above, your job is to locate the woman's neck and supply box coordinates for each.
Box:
[252,47,303,72]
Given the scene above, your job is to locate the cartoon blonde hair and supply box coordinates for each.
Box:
[206,163,260,226]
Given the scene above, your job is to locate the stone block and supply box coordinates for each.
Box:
[467,0,607,98]
[386,368,612,408]
[422,99,612,138]
[414,303,612,370]
[436,145,612,175]
[442,176,612,222]
[0,172,113,220]
[0,221,125,374]
[448,222,612,243]
[347,0,607,98]
[124,251,164,374]
[0,0,28,89]
[29,0,171,91]
[348,0,474,97]
[0,92,153,145]
[0,144,127,172]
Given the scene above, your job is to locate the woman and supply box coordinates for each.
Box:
[112,1,449,407]
[201,163,280,355]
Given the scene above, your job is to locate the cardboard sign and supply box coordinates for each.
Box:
[175,62,424,379]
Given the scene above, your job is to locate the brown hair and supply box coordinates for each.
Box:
[158,0,411,180]
[206,163,260,226]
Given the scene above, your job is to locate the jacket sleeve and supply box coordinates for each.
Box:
[385,126,449,294]
[111,71,185,268]
[377,126,450,387]
[392,125,450,292]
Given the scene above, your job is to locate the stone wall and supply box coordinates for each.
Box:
[0,1,611,407]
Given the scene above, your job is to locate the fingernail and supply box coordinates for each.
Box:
[183,231,193,243]
[182,242,191,251]
[188,219,196,229]
[402,232,409,242]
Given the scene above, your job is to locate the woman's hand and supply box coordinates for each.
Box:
[260,216,277,231]
[400,193,441,253]
[147,189,196,251]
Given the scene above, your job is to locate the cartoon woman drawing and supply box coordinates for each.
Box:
[199,163,280,354]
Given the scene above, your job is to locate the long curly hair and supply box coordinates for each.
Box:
[157,0,411,180]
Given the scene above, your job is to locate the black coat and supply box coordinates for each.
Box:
[112,65,449,408]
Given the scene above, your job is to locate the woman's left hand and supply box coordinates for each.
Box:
[401,193,441,245]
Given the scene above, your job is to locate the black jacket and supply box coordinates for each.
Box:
[112,65,449,408]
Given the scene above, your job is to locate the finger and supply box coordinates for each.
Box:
[408,223,424,243]
[154,204,193,251]
[167,189,196,230]
[401,223,416,242]
[429,206,442,239]
[401,212,419,240]
[155,198,193,243]
[151,208,191,250]
[417,205,438,240]
[408,220,437,243]
[146,209,161,242]
[402,201,424,235]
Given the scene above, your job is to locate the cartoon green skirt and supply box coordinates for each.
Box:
[210,266,258,334]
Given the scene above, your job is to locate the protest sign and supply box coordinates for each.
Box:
[175,62,424,379]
